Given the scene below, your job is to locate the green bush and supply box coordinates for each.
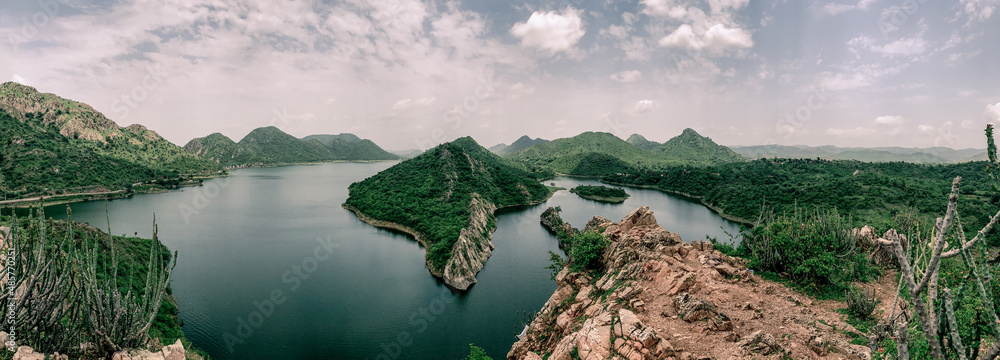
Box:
[738,208,879,297]
[845,286,878,319]
[462,344,493,360]
[569,231,609,273]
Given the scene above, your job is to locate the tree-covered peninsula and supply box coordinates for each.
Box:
[569,185,629,203]
[343,137,553,289]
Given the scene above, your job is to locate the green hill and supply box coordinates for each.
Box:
[654,128,745,166]
[343,137,553,289]
[184,128,399,167]
[488,135,548,155]
[0,82,223,199]
[731,144,987,163]
[505,132,665,176]
[626,133,661,150]
[487,143,508,155]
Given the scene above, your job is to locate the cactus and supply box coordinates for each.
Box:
[846,286,878,319]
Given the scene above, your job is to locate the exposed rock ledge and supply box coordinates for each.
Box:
[344,194,498,290]
[509,206,872,360]
[0,332,192,360]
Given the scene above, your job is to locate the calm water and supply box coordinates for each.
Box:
[23,162,740,359]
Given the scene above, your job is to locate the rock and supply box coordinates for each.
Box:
[556,312,573,330]
[618,206,658,233]
[161,339,185,360]
[738,331,783,355]
[522,352,543,360]
[674,293,718,322]
[666,273,697,296]
[547,335,576,360]
[708,313,733,332]
[441,197,498,290]
[13,346,45,360]
[583,216,614,233]
[808,335,828,356]
[575,324,611,360]
[0,331,8,345]
[576,286,594,302]
[53,354,69,360]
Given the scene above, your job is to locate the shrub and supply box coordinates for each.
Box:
[739,208,879,296]
[462,344,493,360]
[846,286,878,319]
[569,231,609,272]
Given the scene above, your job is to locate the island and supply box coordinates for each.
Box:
[570,185,630,203]
[343,137,554,290]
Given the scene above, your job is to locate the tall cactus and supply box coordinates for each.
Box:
[0,204,175,357]
[876,125,1000,360]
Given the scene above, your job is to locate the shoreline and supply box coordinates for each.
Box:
[342,187,560,281]
[600,180,755,226]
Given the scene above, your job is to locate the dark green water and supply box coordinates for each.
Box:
[23,162,740,359]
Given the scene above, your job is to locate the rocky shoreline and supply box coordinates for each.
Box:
[510,206,872,360]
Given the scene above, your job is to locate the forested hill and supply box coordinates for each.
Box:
[603,158,997,234]
[183,127,398,167]
[504,129,744,177]
[343,136,553,289]
[731,144,987,163]
[0,82,223,199]
[655,128,745,165]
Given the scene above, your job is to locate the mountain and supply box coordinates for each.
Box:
[343,137,553,289]
[184,128,399,167]
[390,149,424,158]
[505,132,665,176]
[0,82,223,199]
[488,143,508,155]
[730,144,987,163]
[654,128,745,165]
[626,133,661,150]
[301,133,362,145]
[504,135,548,154]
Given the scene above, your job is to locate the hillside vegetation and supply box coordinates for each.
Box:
[183,127,398,167]
[0,82,223,199]
[505,129,744,176]
[343,137,552,288]
[603,158,998,237]
[732,144,987,163]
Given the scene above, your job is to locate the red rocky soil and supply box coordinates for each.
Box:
[508,206,880,360]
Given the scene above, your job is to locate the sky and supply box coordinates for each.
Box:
[1,0,998,151]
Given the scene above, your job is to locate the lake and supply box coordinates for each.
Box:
[25,162,740,359]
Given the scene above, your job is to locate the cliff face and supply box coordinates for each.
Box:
[441,195,498,290]
[509,206,873,360]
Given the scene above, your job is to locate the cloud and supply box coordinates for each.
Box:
[659,24,753,51]
[626,99,656,115]
[641,0,688,18]
[848,35,927,58]
[875,115,905,125]
[11,74,27,84]
[988,101,1000,121]
[506,82,536,99]
[917,125,935,133]
[821,0,877,15]
[610,70,642,83]
[826,127,876,137]
[392,97,436,110]
[510,8,585,55]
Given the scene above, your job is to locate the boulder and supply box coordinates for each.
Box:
[13,346,45,360]
[618,206,658,233]
[738,330,783,355]
[674,293,718,322]
[161,339,186,360]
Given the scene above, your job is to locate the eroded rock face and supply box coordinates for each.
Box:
[510,206,872,360]
[443,195,498,290]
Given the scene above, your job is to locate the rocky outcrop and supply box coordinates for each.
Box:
[0,334,190,360]
[442,195,498,290]
[510,206,873,360]
[540,207,576,248]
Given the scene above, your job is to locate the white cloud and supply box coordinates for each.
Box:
[988,101,1000,121]
[821,0,877,15]
[875,115,905,125]
[659,24,701,48]
[703,24,753,49]
[827,127,876,137]
[659,24,753,51]
[917,125,936,133]
[848,35,927,58]
[610,70,642,83]
[641,0,688,18]
[510,8,585,55]
[962,0,997,23]
[627,99,656,115]
[506,82,536,99]
[11,74,27,84]
[392,97,436,110]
